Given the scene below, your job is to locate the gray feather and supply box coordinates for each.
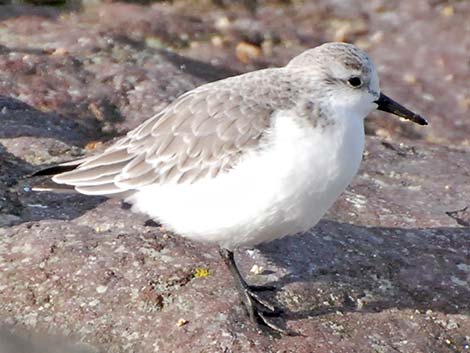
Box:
[48,67,307,195]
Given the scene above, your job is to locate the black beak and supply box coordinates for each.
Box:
[375,93,428,125]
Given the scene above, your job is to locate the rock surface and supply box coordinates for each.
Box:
[0,1,469,353]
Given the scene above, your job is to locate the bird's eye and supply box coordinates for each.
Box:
[347,77,363,88]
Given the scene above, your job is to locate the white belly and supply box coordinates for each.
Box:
[128,113,365,249]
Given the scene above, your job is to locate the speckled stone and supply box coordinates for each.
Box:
[0,1,469,353]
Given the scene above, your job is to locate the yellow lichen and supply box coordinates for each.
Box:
[194,267,210,278]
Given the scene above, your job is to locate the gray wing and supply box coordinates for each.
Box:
[52,69,299,196]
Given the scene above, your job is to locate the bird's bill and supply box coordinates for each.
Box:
[375,93,428,125]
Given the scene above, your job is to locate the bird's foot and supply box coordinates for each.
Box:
[218,248,295,335]
[241,286,291,335]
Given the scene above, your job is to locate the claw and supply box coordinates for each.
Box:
[219,248,294,335]
[244,287,278,313]
[242,288,291,335]
[257,312,295,335]
[247,284,277,292]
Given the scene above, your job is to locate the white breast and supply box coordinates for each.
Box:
[128,112,365,249]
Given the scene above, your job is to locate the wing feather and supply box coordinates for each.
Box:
[51,68,302,195]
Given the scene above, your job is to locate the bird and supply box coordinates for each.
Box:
[32,42,427,334]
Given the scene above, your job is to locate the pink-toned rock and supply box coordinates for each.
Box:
[0,1,469,353]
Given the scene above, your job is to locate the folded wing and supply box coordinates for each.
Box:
[47,69,295,196]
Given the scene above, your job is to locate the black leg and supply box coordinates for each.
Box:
[219,248,289,334]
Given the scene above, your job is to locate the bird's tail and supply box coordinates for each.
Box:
[30,159,84,193]
[30,157,135,199]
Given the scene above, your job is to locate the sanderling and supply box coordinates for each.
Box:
[33,42,427,333]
